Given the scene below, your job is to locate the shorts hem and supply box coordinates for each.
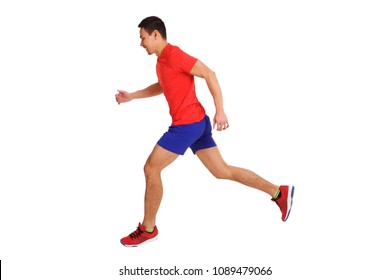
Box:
[191,143,217,154]
[156,142,185,156]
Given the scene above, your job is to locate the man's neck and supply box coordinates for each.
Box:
[156,41,168,57]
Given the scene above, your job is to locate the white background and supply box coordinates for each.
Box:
[1,0,389,279]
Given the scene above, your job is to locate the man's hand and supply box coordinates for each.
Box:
[213,111,229,131]
[115,90,133,104]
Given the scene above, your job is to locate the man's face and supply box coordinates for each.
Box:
[139,28,156,55]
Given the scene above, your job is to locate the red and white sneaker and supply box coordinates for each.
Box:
[120,223,158,247]
[272,185,294,221]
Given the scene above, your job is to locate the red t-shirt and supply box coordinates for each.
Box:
[156,43,206,125]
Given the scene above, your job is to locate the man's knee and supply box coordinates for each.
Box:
[212,165,233,180]
[144,161,158,177]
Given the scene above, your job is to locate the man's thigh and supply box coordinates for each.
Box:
[195,146,228,177]
[145,144,179,170]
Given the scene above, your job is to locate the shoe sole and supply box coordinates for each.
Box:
[283,185,295,221]
[121,235,159,247]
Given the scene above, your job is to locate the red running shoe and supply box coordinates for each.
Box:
[120,223,158,247]
[272,185,294,221]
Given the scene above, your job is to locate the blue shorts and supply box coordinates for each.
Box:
[157,115,217,155]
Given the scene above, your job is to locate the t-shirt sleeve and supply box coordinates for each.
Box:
[174,48,198,74]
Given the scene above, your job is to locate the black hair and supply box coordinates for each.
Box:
[138,16,167,40]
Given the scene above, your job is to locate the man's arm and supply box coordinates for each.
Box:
[115,82,163,104]
[190,60,229,131]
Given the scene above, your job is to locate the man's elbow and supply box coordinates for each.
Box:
[203,69,217,81]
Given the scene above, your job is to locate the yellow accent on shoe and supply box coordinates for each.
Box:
[272,188,280,200]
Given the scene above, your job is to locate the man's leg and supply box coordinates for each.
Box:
[120,144,180,247]
[142,144,179,230]
[196,146,278,196]
[196,146,294,221]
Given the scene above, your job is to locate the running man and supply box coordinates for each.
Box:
[116,16,294,247]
